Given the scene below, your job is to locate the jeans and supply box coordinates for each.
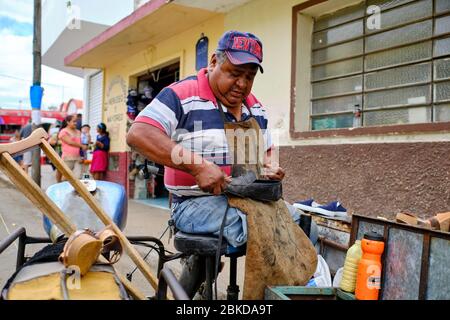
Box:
[171,195,313,248]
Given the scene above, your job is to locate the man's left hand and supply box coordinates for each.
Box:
[263,163,285,181]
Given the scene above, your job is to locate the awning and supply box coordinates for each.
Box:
[64,0,220,69]
[43,21,110,77]
[0,110,67,125]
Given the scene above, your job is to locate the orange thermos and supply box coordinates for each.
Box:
[355,232,385,300]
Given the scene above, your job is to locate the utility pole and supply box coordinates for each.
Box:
[31,0,42,186]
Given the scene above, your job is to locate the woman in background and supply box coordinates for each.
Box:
[90,123,110,180]
[57,115,87,182]
[80,124,92,178]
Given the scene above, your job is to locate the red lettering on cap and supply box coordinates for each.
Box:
[251,41,262,61]
[232,37,247,50]
[232,36,262,61]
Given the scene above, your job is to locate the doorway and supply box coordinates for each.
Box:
[130,61,180,208]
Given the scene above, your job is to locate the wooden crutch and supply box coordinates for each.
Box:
[0,128,159,300]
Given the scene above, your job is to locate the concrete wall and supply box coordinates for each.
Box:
[281,142,450,219]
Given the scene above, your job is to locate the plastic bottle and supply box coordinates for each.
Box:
[339,240,362,293]
[355,232,385,300]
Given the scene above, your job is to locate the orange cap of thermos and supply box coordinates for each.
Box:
[355,232,385,300]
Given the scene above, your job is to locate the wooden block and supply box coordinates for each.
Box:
[396,212,431,229]
[429,212,450,232]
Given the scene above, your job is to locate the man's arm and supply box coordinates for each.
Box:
[126,122,229,195]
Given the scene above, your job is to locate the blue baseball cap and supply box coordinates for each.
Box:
[97,122,107,131]
[217,30,264,73]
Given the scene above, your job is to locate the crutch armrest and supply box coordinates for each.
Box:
[0,128,48,156]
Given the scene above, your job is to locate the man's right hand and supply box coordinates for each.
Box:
[192,161,230,195]
[127,123,232,194]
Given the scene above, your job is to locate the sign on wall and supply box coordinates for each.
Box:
[105,75,127,152]
[196,35,209,71]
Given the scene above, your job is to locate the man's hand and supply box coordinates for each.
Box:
[192,161,231,195]
[127,123,232,194]
[263,163,285,181]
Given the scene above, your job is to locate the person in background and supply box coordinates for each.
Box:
[126,89,139,120]
[10,130,23,167]
[19,120,33,173]
[76,113,83,131]
[137,86,154,116]
[80,124,91,177]
[57,115,87,183]
[90,123,110,181]
[47,123,61,171]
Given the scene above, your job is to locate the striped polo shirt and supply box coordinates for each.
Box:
[135,68,272,202]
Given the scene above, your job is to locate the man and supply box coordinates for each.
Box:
[127,31,289,247]
[127,31,317,296]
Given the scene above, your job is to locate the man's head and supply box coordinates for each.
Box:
[208,31,263,109]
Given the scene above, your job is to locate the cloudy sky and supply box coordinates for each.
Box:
[0,0,83,110]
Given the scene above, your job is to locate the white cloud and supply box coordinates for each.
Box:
[0,3,83,111]
[41,65,83,108]
[0,0,33,24]
[0,30,33,79]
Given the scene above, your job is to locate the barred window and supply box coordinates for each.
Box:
[308,0,450,131]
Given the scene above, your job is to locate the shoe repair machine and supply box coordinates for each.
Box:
[0,128,188,300]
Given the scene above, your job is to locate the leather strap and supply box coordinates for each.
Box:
[59,226,123,272]
[59,229,97,267]
[96,226,123,264]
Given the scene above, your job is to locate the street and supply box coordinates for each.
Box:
[0,164,245,299]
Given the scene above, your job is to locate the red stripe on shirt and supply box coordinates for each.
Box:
[169,79,199,101]
[134,116,167,134]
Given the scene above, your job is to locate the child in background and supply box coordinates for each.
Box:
[90,123,110,180]
[80,124,91,177]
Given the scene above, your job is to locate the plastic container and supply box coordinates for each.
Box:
[333,267,344,288]
[306,255,332,287]
[355,232,385,300]
[44,181,127,241]
[340,240,362,292]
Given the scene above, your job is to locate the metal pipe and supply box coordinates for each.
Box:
[16,230,27,270]
[318,236,349,252]
[158,267,189,300]
[0,227,26,255]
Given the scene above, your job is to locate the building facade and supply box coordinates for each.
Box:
[64,0,450,218]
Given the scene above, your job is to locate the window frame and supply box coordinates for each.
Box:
[290,0,450,139]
